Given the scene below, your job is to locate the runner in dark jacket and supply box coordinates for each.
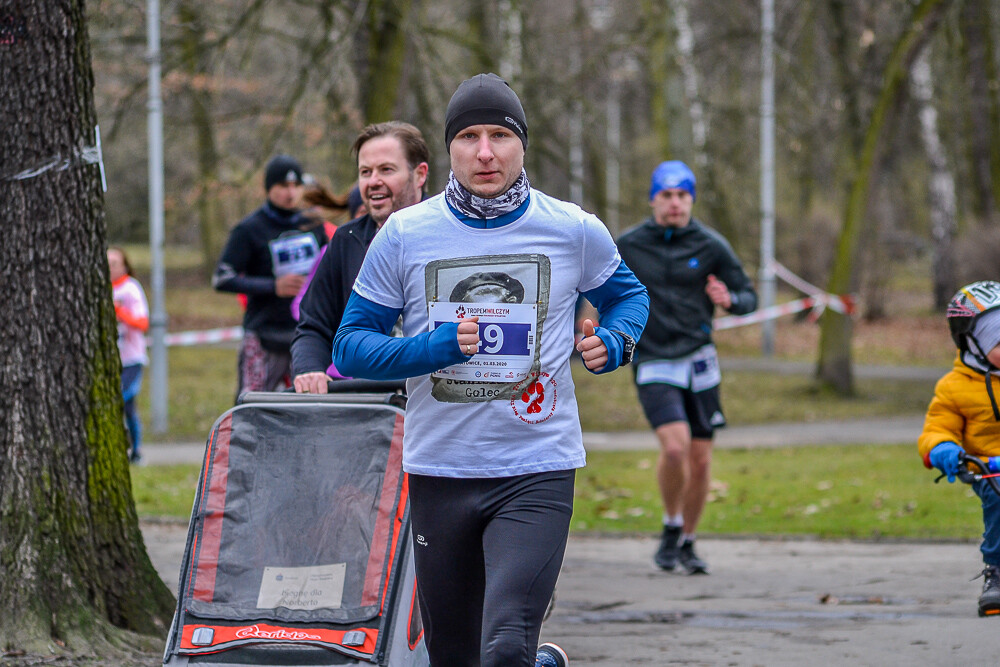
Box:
[290,122,429,393]
[618,217,756,361]
[617,160,757,576]
[213,155,327,397]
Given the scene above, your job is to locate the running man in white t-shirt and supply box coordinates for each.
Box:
[334,73,649,667]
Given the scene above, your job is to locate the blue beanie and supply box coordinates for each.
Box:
[649,161,696,201]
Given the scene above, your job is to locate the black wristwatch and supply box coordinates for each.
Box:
[610,330,635,365]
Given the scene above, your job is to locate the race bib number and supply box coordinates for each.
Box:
[428,301,537,382]
[690,345,721,392]
[270,233,320,277]
[635,344,721,391]
[635,358,689,387]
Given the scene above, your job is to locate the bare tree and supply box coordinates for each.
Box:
[177,0,224,276]
[359,0,414,122]
[959,0,1000,222]
[0,0,174,656]
[817,0,952,393]
[911,46,957,310]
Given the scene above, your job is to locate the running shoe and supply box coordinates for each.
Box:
[535,642,568,667]
[678,539,709,574]
[978,565,1000,617]
[654,525,681,571]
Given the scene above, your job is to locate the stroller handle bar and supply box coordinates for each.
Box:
[325,379,407,394]
[237,379,407,407]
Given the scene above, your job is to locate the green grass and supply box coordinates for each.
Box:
[573,444,982,540]
[131,444,983,541]
[139,353,934,441]
[131,464,202,520]
[137,346,237,440]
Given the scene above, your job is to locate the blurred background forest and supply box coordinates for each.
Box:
[88,0,1000,321]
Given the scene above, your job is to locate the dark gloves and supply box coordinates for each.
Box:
[929,442,963,483]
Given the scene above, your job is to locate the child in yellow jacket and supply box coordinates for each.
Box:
[920,280,1000,617]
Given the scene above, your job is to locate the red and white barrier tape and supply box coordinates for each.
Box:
[155,326,244,348]
[148,263,855,345]
[768,260,826,297]
[715,294,854,330]
[716,261,855,329]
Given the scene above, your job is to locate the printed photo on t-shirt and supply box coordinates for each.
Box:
[424,253,550,403]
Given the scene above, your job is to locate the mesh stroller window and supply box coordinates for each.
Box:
[183,403,405,626]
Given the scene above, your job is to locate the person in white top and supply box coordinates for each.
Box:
[334,73,648,666]
[108,246,149,464]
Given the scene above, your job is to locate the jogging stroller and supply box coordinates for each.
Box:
[162,380,428,666]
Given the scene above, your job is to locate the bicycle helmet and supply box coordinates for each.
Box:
[947,281,1000,354]
[949,280,1000,421]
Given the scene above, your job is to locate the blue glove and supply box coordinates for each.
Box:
[929,442,963,483]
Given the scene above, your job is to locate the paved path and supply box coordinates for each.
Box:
[142,414,926,465]
[143,526,991,666]
[143,364,981,665]
[142,359,943,465]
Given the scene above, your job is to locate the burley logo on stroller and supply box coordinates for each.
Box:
[162,380,428,666]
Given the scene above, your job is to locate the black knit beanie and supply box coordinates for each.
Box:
[264,155,304,191]
[444,73,528,151]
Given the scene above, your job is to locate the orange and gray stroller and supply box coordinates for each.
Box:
[163,380,428,666]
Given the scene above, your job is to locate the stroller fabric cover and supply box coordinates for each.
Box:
[163,397,426,665]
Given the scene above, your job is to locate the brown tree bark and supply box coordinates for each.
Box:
[0,0,175,656]
[641,0,673,159]
[177,0,224,279]
[362,0,412,123]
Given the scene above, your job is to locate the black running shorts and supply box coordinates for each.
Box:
[635,382,725,438]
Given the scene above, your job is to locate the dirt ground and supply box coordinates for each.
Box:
[134,522,994,666]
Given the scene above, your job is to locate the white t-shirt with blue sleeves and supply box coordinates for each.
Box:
[351,189,621,478]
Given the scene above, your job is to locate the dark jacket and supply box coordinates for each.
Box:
[213,202,328,351]
[291,213,380,376]
[616,217,757,361]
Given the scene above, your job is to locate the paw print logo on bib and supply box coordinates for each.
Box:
[521,381,545,414]
[511,372,557,424]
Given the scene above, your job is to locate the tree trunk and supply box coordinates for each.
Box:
[467,0,498,74]
[0,0,175,656]
[177,0,224,279]
[959,0,1000,222]
[363,0,412,123]
[910,47,957,310]
[817,0,951,393]
[642,0,672,158]
[670,0,705,162]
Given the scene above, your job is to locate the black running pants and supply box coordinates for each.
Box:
[407,469,575,667]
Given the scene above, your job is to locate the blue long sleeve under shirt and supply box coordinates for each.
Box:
[333,260,648,380]
[333,194,648,379]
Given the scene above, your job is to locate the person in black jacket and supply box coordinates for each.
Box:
[617,160,757,575]
[291,122,429,393]
[213,154,327,398]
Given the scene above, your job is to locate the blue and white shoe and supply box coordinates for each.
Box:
[535,642,568,667]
